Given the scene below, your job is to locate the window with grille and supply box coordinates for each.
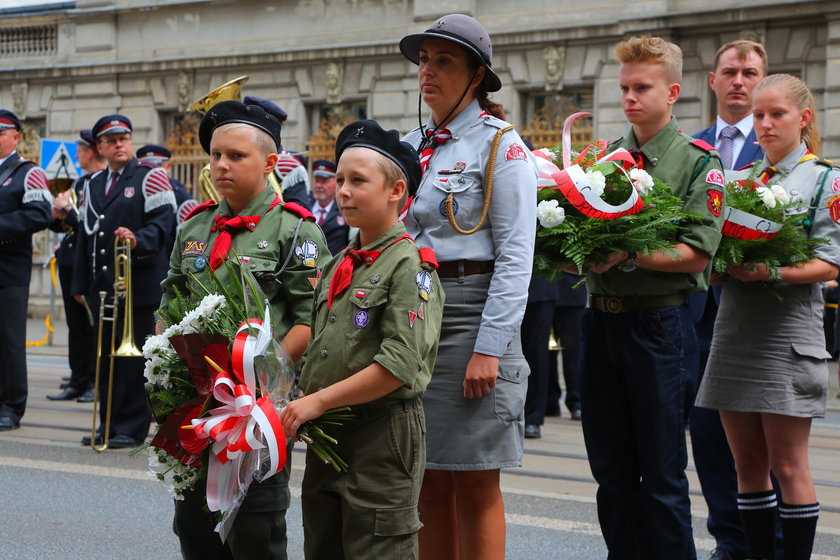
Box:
[0,25,57,57]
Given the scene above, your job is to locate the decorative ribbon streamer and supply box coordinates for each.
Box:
[535,112,644,220]
[191,306,287,517]
[721,206,783,241]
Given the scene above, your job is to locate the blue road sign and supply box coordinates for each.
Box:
[40,139,82,180]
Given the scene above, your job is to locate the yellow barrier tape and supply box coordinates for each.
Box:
[26,257,58,347]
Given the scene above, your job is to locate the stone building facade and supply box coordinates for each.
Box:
[3,0,839,313]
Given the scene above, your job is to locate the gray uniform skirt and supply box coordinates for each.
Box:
[423,273,530,470]
[695,279,829,418]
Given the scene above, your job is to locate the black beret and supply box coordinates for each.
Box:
[335,120,421,197]
[136,144,172,163]
[0,110,21,131]
[312,159,337,177]
[92,114,133,137]
[77,129,95,146]
[243,96,288,124]
[198,100,282,155]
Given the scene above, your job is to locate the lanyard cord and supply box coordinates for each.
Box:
[416,69,479,152]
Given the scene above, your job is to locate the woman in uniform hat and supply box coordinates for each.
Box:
[399,14,537,559]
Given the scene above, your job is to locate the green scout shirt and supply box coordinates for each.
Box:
[299,222,444,400]
[587,116,724,296]
[159,186,330,336]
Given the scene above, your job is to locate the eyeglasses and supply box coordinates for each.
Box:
[100,135,131,146]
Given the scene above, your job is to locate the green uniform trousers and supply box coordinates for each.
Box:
[173,439,294,560]
[302,396,425,559]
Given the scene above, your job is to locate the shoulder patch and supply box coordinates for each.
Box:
[24,166,48,191]
[705,169,725,187]
[505,143,527,161]
[690,138,716,153]
[142,167,174,196]
[282,201,315,221]
[177,199,200,224]
[184,199,215,221]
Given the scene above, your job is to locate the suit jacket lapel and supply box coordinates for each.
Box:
[734,129,763,170]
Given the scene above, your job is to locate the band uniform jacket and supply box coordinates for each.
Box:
[71,158,176,308]
[49,177,85,268]
[0,152,52,286]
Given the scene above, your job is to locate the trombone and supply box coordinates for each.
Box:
[90,237,142,452]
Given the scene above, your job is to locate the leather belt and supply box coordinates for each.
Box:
[590,293,685,314]
[436,260,494,279]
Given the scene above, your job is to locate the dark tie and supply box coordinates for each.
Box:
[106,171,119,197]
[317,208,326,226]
[717,126,739,169]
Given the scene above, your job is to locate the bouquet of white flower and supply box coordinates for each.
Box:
[713,165,827,280]
[533,112,702,277]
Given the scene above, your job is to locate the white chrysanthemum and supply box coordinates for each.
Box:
[148,447,200,501]
[629,168,654,195]
[537,199,566,228]
[771,184,790,205]
[586,170,606,196]
[755,186,777,209]
[142,333,170,357]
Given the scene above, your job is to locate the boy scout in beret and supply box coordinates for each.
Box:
[578,36,724,559]
[158,100,330,560]
[279,120,444,559]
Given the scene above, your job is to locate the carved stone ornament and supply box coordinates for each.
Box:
[177,71,193,113]
[544,45,566,92]
[325,62,343,105]
[11,83,27,119]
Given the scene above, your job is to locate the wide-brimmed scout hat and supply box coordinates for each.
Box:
[399,13,502,92]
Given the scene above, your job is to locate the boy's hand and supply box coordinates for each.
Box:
[463,353,500,399]
[587,252,629,274]
[279,394,326,438]
[726,263,770,283]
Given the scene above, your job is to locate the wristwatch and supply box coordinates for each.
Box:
[618,251,638,273]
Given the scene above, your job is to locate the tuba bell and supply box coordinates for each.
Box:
[189,75,284,202]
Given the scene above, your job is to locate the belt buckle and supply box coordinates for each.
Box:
[605,296,623,314]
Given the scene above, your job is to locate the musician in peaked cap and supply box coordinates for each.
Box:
[47,129,106,403]
[0,109,52,431]
[160,99,328,560]
[71,113,176,448]
[136,144,197,227]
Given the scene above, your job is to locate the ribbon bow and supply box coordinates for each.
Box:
[191,307,287,515]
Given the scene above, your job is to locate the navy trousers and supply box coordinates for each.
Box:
[580,304,697,560]
[58,265,95,392]
[522,301,555,426]
[0,285,29,421]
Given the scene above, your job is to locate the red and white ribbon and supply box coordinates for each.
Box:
[535,112,644,220]
[191,307,287,515]
[722,206,782,241]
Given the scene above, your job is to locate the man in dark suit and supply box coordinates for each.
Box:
[71,114,175,449]
[287,159,350,255]
[690,40,768,560]
[47,130,106,403]
[0,109,52,431]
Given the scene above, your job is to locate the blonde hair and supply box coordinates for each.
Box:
[614,36,683,84]
[754,74,820,155]
[713,40,768,75]
[342,146,409,209]
[213,122,276,158]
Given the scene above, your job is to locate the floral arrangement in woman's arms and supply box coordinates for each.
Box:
[532,112,702,278]
[713,163,828,280]
[140,260,350,539]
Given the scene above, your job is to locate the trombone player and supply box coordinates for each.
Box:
[71,114,175,449]
[47,129,105,403]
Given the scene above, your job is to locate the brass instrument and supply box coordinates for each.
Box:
[189,74,283,202]
[90,238,142,452]
[548,329,560,351]
[48,177,79,217]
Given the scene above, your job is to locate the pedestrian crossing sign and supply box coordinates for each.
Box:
[40,139,82,181]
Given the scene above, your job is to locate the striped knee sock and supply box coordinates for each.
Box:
[738,490,778,560]
[779,501,819,560]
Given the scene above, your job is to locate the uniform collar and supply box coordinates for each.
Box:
[347,221,407,252]
[216,185,275,218]
[424,99,482,140]
[624,116,680,167]
[761,141,808,174]
[0,150,17,168]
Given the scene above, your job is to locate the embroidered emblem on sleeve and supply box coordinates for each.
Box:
[22,167,52,204]
[826,194,840,225]
[705,169,725,187]
[294,239,320,267]
[124,186,135,198]
[707,189,723,217]
[182,240,208,257]
[505,143,527,161]
[354,310,369,328]
[416,270,433,301]
[832,177,840,193]
[408,309,418,328]
[142,167,177,213]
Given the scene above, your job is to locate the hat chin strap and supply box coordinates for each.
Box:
[416,69,478,151]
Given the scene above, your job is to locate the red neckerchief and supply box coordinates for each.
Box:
[327,233,411,309]
[208,195,281,270]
